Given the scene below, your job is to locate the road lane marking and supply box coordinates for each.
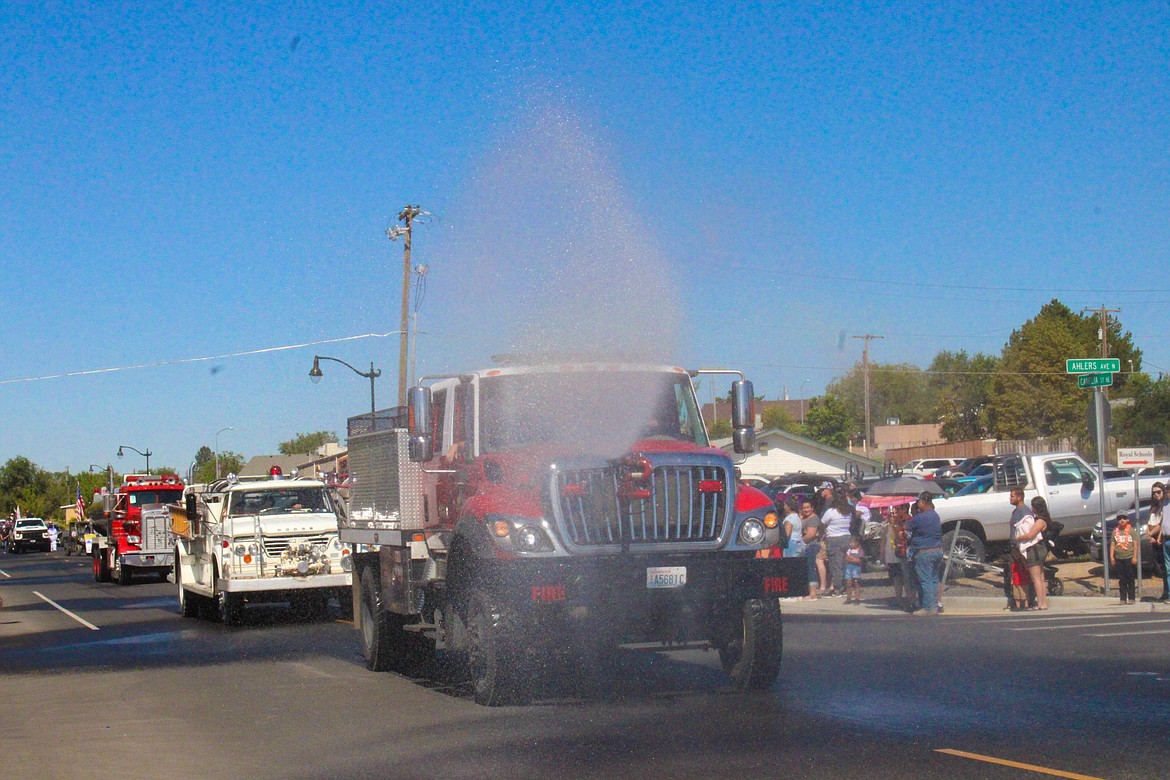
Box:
[1085,628,1170,637]
[936,748,1105,779]
[33,591,99,631]
[1008,619,1170,632]
[0,568,10,578]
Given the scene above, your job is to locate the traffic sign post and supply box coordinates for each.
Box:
[1066,358,1121,374]
[1077,372,1114,389]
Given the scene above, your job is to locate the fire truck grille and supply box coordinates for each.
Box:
[555,465,728,546]
[262,535,331,558]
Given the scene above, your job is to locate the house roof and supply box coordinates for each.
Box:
[715,428,884,473]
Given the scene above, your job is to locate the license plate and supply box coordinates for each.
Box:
[646,566,686,589]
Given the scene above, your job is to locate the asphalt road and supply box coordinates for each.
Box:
[2,550,1168,780]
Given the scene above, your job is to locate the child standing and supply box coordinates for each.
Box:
[844,535,865,604]
[1111,514,1137,605]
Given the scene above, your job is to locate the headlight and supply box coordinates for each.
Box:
[127,535,141,545]
[340,554,353,572]
[234,544,247,556]
[514,525,545,552]
[739,519,766,546]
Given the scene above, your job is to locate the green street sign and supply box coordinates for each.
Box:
[1066,358,1120,374]
[1078,372,1114,389]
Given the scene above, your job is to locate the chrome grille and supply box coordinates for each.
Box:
[554,465,727,546]
[262,535,331,558]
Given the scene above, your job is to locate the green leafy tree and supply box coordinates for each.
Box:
[279,431,339,456]
[193,451,245,483]
[1114,373,1170,449]
[803,394,856,450]
[0,456,54,518]
[827,362,934,429]
[987,300,1140,439]
[928,350,999,441]
[709,419,733,438]
[761,404,799,433]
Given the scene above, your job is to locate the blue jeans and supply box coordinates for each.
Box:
[913,548,944,613]
[1163,540,1170,597]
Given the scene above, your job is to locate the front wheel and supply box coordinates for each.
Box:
[463,588,528,706]
[116,556,133,586]
[93,550,111,583]
[942,529,986,578]
[214,566,244,626]
[716,598,783,691]
[176,560,201,619]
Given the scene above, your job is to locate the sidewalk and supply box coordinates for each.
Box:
[783,557,1170,617]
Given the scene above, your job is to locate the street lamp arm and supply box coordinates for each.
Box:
[312,355,381,379]
[117,445,151,459]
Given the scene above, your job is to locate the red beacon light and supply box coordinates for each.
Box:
[269,466,284,479]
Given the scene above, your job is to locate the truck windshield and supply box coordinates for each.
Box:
[479,370,709,455]
[127,490,183,506]
[228,488,331,516]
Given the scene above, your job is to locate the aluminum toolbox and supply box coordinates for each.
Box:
[340,428,425,545]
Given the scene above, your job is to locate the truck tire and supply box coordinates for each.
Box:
[942,529,986,578]
[716,598,783,692]
[93,550,111,583]
[360,569,396,672]
[463,588,528,706]
[116,555,133,586]
[176,556,201,619]
[214,566,244,627]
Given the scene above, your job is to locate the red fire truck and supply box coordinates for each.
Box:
[93,474,185,585]
[340,359,807,705]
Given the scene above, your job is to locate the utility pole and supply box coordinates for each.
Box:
[852,334,884,457]
[388,205,422,407]
[1082,305,1121,360]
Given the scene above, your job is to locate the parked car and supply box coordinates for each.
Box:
[7,518,51,553]
[954,463,995,484]
[952,475,994,497]
[1089,505,1165,576]
[932,456,994,480]
[902,457,963,477]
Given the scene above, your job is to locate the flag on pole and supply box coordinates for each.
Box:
[75,487,86,520]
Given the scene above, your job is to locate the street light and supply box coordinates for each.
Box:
[117,445,151,474]
[310,355,381,430]
[215,426,235,480]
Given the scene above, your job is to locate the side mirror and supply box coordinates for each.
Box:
[408,385,434,462]
[730,379,756,454]
[185,493,197,521]
[1082,473,1095,490]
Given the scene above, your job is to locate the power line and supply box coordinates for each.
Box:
[0,331,400,386]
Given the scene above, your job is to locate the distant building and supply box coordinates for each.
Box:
[715,428,883,480]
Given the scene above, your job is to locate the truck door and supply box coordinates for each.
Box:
[1038,455,1098,534]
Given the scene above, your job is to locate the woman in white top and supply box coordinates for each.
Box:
[1015,497,1050,610]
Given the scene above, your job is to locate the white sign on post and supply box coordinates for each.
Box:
[1117,447,1155,469]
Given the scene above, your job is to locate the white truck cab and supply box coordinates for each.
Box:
[174,470,352,625]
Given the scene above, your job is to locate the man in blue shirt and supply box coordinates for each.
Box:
[906,491,944,616]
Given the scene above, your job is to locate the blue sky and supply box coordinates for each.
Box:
[2,1,1168,473]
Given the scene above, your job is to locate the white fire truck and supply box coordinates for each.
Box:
[174,469,352,625]
[340,359,807,705]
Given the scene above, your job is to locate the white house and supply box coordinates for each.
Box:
[715,428,884,480]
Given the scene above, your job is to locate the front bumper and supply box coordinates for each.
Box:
[221,572,352,593]
[477,553,808,609]
[122,552,174,569]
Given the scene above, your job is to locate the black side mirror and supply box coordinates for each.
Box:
[1082,474,1096,490]
[408,385,434,462]
[730,379,756,454]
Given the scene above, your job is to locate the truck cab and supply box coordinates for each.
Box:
[92,474,184,584]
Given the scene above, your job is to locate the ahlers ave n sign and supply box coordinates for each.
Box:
[1066,358,1120,374]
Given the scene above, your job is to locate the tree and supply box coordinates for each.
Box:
[827,362,934,430]
[0,456,54,518]
[803,394,856,450]
[928,350,999,442]
[761,404,799,433]
[193,451,245,484]
[986,300,1140,440]
[709,419,733,438]
[1114,373,1170,449]
[279,431,339,456]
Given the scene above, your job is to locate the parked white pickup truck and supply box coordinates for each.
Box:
[173,472,352,625]
[933,452,1157,570]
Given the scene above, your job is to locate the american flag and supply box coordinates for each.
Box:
[75,487,85,520]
